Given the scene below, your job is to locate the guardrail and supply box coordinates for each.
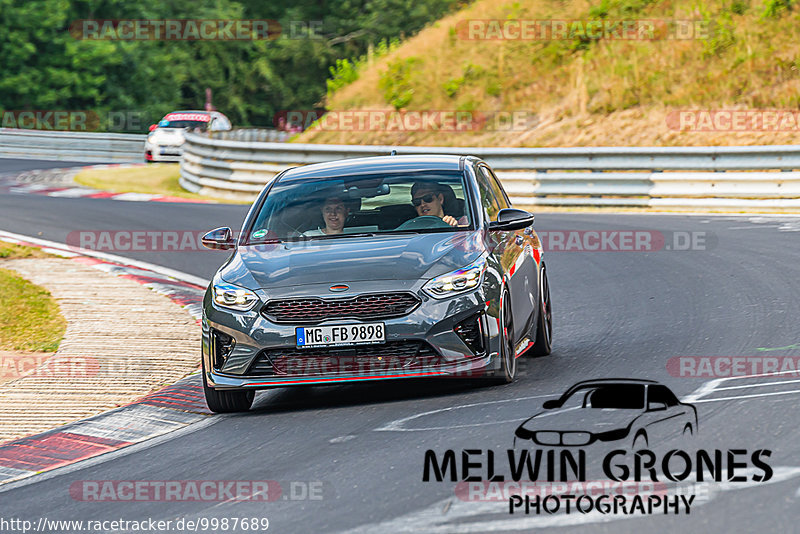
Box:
[0,129,146,163]
[180,130,800,209]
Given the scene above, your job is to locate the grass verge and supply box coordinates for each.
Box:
[0,253,66,352]
[74,164,249,204]
[300,0,800,148]
[0,241,54,259]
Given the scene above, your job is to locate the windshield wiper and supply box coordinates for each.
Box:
[308,232,377,240]
[247,238,282,245]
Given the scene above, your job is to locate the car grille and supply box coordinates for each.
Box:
[246,341,441,377]
[534,431,593,446]
[261,292,420,324]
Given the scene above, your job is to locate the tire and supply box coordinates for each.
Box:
[633,431,648,450]
[530,262,552,356]
[491,291,516,384]
[202,359,255,413]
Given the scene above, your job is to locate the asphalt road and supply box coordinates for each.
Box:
[2,158,800,533]
[0,158,91,174]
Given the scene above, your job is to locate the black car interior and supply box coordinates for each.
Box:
[251,177,470,239]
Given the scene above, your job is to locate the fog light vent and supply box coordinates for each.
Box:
[454,313,486,356]
[212,329,235,370]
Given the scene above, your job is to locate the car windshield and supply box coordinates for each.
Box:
[563,384,646,410]
[158,119,208,130]
[246,171,473,242]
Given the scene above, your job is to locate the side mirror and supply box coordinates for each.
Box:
[202,227,236,250]
[542,399,560,409]
[489,208,534,232]
[647,401,667,412]
[148,124,157,132]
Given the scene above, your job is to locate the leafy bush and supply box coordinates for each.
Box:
[379,57,420,109]
[703,11,737,56]
[731,0,750,14]
[325,38,401,99]
[443,77,464,98]
[486,80,502,97]
[327,59,360,95]
[762,0,793,17]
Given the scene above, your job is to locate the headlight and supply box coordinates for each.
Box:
[422,256,486,299]
[212,279,259,311]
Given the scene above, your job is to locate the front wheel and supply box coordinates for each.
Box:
[490,291,516,384]
[530,262,552,356]
[202,359,255,413]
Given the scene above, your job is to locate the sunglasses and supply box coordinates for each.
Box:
[412,193,437,206]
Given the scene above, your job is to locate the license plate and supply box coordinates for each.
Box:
[296,323,385,348]
[160,148,181,155]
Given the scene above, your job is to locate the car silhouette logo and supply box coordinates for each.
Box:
[329,284,349,292]
[514,379,698,449]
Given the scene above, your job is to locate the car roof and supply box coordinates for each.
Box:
[162,110,228,118]
[167,110,210,114]
[278,155,470,180]
[563,378,660,391]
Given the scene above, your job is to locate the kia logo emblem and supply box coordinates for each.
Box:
[329,284,349,292]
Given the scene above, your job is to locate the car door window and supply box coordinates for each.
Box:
[475,166,501,222]
[648,385,679,407]
[484,166,511,209]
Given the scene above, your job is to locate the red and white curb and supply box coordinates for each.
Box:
[0,379,210,484]
[1,163,213,204]
[0,230,213,486]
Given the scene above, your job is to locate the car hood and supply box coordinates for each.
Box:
[516,408,642,434]
[148,128,186,145]
[218,230,486,290]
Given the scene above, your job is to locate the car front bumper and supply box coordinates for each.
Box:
[202,281,505,390]
[144,141,183,162]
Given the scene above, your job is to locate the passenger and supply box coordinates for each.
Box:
[410,182,467,227]
[316,195,350,235]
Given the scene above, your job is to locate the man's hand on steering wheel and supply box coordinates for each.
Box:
[442,215,458,226]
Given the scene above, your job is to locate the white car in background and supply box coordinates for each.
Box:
[144,110,232,162]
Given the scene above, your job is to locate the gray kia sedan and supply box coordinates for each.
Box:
[200,155,552,412]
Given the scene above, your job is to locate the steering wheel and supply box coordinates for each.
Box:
[396,216,452,230]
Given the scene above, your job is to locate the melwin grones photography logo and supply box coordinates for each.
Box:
[422,378,773,517]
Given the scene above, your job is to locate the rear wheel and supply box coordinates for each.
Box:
[202,359,255,413]
[491,291,516,384]
[530,263,552,356]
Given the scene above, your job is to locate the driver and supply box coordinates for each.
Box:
[410,182,466,227]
